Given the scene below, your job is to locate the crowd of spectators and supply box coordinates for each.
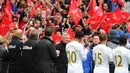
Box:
[0,0,130,73]
[0,0,130,43]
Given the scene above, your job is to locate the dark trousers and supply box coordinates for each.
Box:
[109,63,115,73]
[56,64,67,73]
[35,66,57,73]
[22,67,37,73]
[8,66,22,73]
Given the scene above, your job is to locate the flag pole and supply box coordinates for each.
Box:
[23,19,31,34]
[86,0,93,12]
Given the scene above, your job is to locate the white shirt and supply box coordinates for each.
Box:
[113,46,130,73]
[66,41,86,73]
[93,44,113,73]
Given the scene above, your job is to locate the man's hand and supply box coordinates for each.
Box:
[56,50,60,57]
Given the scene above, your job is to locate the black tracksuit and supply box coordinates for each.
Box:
[21,38,38,73]
[55,41,68,73]
[8,36,23,73]
[33,37,57,73]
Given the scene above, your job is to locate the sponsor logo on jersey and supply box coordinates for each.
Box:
[8,45,16,49]
[23,46,32,50]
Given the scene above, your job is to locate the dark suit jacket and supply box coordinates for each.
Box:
[33,37,57,73]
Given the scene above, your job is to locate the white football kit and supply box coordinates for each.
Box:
[93,44,113,73]
[113,46,130,73]
[66,41,86,73]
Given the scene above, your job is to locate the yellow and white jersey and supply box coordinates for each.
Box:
[113,46,130,73]
[66,41,86,73]
[93,44,113,73]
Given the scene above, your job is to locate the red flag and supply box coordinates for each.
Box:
[28,0,32,7]
[77,0,81,6]
[93,3,103,18]
[112,0,124,7]
[19,21,27,31]
[0,17,15,36]
[115,6,122,23]
[87,3,103,30]
[100,21,112,34]
[29,8,37,17]
[118,0,124,7]
[52,33,62,45]
[87,17,101,30]
[34,2,41,9]
[69,0,76,9]
[87,0,96,16]
[115,6,130,24]
[68,0,78,15]
[104,12,117,24]
[4,0,12,21]
[112,0,117,3]
[120,12,130,24]
[29,1,41,17]
[115,6,121,12]
[70,9,82,26]
[68,0,82,26]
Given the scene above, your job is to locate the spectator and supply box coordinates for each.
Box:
[33,17,41,29]
[34,26,57,73]
[10,0,17,14]
[103,3,110,13]
[83,33,100,73]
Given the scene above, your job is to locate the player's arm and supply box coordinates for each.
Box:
[126,50,130,71]
[127,50,130,65]
[79,44,87,61]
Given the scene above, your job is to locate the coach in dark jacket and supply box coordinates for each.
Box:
[8,29,23,73]
[34,27,57,73]
[0,38,9,73]
[21,29,38,73]
[55,32,70,73]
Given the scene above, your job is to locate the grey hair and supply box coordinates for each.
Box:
[30,29,39,39]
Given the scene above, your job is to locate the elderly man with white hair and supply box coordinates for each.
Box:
[55,32,71,73]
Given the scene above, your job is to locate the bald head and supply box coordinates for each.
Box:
[14,29,23,38]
